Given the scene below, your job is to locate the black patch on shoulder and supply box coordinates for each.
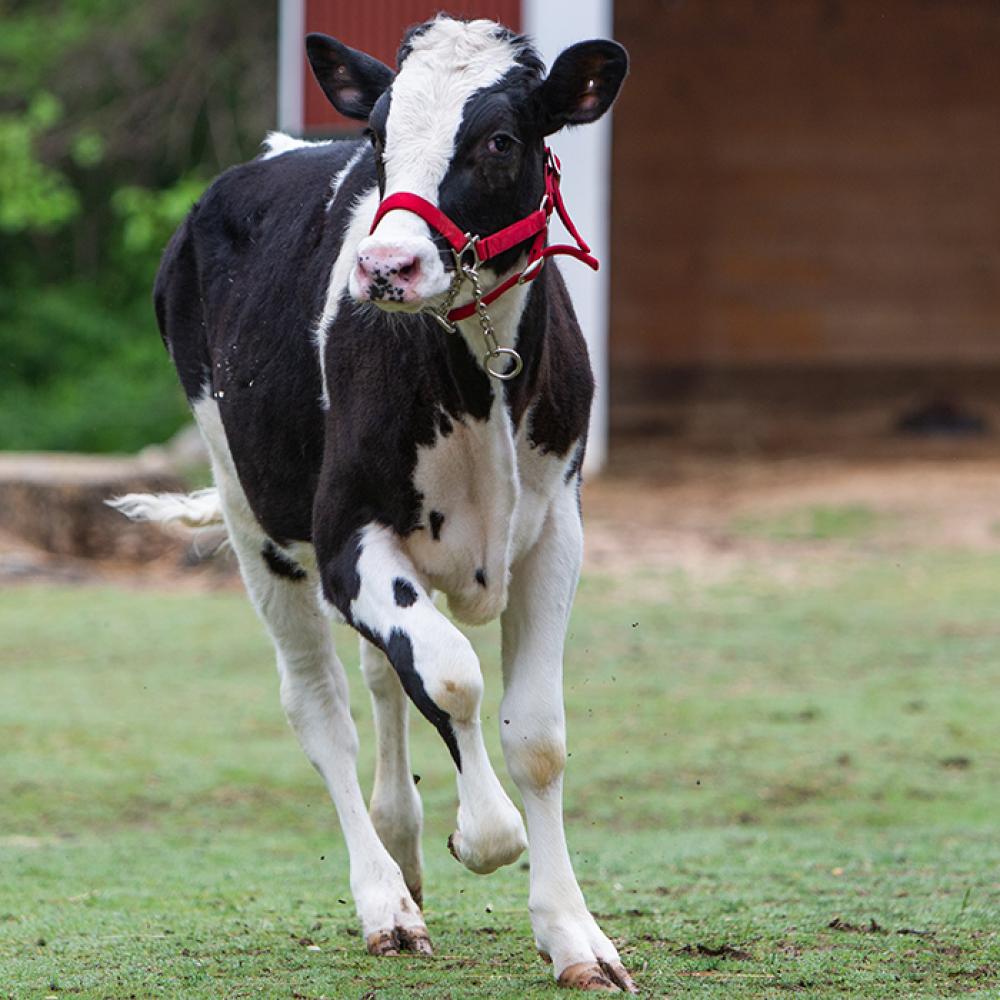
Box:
[506,269,595,457]
[385,628,461,770]
[393,577,418,607]
[437,410,453,437]
[262,540,307,581]
[429,510,445,540]
[474,568,487,588]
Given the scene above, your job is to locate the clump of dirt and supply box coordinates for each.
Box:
[679,943,753,960]
[828,917,885,934]
[940,756,973,770]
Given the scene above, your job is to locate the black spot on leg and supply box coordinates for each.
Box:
[262,540,307,581]
[393,577,418,607]
[347,618,461,771]
[429,510,445,540]
[475,568,487,588]
[385,628,462,770]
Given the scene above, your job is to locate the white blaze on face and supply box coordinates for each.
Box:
[351,19,520,305]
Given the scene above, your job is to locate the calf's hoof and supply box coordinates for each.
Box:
[366,925,434,957]
[557,960,638,993]
[447,824,526,875]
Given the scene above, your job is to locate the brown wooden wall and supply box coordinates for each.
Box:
[610,0,1000,370]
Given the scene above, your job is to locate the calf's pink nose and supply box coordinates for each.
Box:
[357,247,422,300]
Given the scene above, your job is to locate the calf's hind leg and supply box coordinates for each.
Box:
[209,475,431,956]
[360,638,424,906]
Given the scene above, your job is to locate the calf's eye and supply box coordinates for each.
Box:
[486,133,515,156]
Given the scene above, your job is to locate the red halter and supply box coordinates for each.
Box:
[368,148,599,323]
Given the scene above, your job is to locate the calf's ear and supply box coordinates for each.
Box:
[535,40,629,135]
[306,33,394,120]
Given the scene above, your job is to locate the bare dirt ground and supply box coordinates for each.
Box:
[584,437,1000,579]
[2,437,999,589]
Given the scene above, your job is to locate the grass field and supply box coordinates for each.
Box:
[1,530,999,997]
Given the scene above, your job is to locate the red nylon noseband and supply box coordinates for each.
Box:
[368,148,599,323]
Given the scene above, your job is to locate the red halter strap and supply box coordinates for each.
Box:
[367,148,599,323]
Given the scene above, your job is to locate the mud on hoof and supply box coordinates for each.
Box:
[365,925,434,957]
[557,960,638,993]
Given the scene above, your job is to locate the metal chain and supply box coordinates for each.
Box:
[423,264,465,334]
[422,239,523,381]
[464,262,523,380]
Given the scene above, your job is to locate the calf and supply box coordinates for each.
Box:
[113,15,632,992]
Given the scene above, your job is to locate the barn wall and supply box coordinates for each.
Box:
[611,0,1000,370]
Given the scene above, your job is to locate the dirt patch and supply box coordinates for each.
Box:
[582,437,1000,579]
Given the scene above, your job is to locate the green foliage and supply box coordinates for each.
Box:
[1,552,998,996]
[112,175,208,267]
[0,94,79,232]
[0,0,276,453]
[0,282,189,452]
[70,129,105,169]
[0,170,207,452]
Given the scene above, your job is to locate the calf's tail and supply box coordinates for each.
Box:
[107,487,224,528]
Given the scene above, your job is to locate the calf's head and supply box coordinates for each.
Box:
[306,16,628,311]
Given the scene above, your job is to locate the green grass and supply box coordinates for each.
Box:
[732,504,884,541]
[1,550,999,998]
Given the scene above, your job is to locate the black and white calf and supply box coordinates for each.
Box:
[113,16,632,993]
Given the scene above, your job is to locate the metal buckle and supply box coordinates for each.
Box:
[517,257,545,285]
[456,234,481,271]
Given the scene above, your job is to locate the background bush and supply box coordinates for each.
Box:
[0,0,277,452]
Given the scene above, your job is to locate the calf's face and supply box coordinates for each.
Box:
[306,18,628,313]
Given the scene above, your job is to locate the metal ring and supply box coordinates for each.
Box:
[483,347,523,380]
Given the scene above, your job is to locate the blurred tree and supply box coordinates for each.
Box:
[0,0,277,452]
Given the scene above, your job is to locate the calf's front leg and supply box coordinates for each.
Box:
[500,491,638,993]
[321,522,527,876]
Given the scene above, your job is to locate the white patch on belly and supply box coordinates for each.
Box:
[405,391,518,626]
[403,384,585,626]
